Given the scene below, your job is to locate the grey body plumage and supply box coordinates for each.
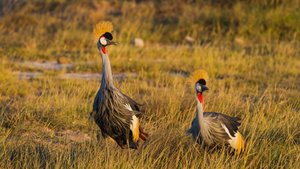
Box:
[188,110,241,146]
[188,79,245,154]
[92,33,147,149]
[93,85,140,148]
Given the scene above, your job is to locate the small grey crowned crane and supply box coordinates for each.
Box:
[91,21,148,149]
[188,69,245,154]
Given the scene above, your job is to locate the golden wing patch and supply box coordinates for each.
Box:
[93,21,113,39]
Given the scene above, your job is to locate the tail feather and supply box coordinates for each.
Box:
[234,132,245,155]
[222,124,245,154]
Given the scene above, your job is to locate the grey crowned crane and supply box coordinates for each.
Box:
[91,21,148,149]
[188,69,245,154]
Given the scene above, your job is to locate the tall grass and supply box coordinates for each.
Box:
[0,0,299,168]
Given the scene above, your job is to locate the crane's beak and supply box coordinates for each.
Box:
[201,85,209,92]
[107,40,118,46]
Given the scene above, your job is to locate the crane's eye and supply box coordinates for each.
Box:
[99,37,107,45]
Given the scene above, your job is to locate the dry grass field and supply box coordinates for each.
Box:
[0,0,299,168]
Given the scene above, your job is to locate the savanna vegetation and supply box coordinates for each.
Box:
[0,0,299,168]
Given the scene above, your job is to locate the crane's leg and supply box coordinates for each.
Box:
[105,139,110,168]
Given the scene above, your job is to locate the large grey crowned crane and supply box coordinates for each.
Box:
[187,70,245,154]
[91,22,148,149]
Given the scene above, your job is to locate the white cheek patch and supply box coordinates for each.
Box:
[196,84,201,92]
[100,37,107,45]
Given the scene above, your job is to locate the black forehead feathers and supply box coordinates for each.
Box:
[196,79,206,85]
[103,32,113,40]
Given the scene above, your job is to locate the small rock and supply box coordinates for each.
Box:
[185,36,195,44]
[57,56,70,64]
[132,38,144,47]
[235,37,246,46]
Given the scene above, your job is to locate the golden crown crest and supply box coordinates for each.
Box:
[93,21,113,39]
[189,69,209,85]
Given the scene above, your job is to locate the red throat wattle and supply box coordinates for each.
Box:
[197,93,203,103]
[101,47,106,54]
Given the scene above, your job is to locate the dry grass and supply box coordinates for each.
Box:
[0,1,299,168]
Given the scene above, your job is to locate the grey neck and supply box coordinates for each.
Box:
[196,96,213,144]
[196,98,205,129]
[99,48,114,90]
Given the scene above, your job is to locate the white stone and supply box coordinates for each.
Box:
[185,36,195,44]
[132,38,144,47]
